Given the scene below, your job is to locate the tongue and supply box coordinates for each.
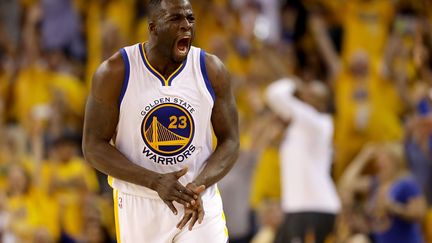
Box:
[177,39,188,53]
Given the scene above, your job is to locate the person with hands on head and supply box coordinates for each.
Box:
[265,77,340,243]
[82,0,239,242]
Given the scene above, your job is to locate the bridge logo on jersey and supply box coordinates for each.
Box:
[141,101,196,165]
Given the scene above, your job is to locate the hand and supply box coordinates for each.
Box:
[154,167,198,215]
[177,183,206,231]
[384,196,403,216]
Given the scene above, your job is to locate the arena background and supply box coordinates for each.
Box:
[0,0,431,242]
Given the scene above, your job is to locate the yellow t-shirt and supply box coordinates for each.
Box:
[249,146,281,209]
[48,157,99,237]
[8,160,61,240]
[7,188,60,241]
[7,194,39,242]
[31,190,61,240]
[12,65,52,127]
[11,65,86,129]
[49,71,86,117]
[105,0,134,42]
[333,66,403,177]
[341,0,394,62]
[50,157,99,199]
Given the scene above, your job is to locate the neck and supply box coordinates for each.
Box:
[145,41,183,79]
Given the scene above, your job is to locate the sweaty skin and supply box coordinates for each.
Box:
[177,53,239,230]
[82,0,239,230]
[82,53,198,215]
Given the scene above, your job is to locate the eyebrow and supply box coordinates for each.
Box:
[166,10,193,18]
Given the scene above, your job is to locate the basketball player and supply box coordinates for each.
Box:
[82,0,239,242]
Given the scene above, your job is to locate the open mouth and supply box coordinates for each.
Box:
[176,37,191,56]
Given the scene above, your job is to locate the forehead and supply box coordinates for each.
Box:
[160,0,193,15]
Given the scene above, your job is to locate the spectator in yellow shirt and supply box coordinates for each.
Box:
[46,135,99,240]
[310,13,403,178]
[5,164,59,242]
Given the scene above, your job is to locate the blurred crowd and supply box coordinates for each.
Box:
[0,0,431,242]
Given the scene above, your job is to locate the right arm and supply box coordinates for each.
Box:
[265,78,321,125]
[309,13,341,82]
[82,52,196,214]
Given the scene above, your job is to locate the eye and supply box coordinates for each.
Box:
[170,16,180,21]
[187,15,195,23]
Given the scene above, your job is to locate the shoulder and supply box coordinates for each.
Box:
[91,51,126,103]
[93,51,124,88]
[202,51,231,93]
[392,176,421,197]
[203,52,225,76]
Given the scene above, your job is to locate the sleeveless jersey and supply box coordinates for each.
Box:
[110,43,217,202]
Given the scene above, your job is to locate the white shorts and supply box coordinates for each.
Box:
[113,189,229,243]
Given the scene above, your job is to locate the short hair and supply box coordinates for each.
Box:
[149,0,162,5]
[148,0,163,20]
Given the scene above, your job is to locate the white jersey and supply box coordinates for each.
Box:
[110,43,218,204]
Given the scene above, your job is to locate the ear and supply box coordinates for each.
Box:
[149,22,157,35]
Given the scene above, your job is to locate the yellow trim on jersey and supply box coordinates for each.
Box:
[224,226,229,238]
[218,185,229,238]
[107,175,114,187]
[140,43,185,86]
[222,211,229,237]
[113,189,121,243]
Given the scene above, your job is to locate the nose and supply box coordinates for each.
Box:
[180,18,192,31]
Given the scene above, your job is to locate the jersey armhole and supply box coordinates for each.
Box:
[118,48,130,108]
[199,50,216,102]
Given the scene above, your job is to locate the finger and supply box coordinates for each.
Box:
[173,196,190,208]
[174,167,188,179]
[163,200,178,215]
[194,185,206,194]
[188,211,198,231]
[175,184,197,202]
[177,212,193,230]
[198,202,205,224]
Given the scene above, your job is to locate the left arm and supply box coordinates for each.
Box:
[387,195,427,222]
[193,53,240,188]
[176,53,240,230]
[386,183,428,222]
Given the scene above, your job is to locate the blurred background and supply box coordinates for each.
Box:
[0,0,431,242]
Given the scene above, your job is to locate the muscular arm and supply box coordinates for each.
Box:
[83,52,159,187]
[192,53,240,188]
[82,52,196,212]
[175,53,239,230]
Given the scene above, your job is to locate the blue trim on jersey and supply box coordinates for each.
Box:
[139,43,187,86]
[168,57,187,86]
[139,43,165,86]
[200,50,216,102]
[119,48,130,108]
